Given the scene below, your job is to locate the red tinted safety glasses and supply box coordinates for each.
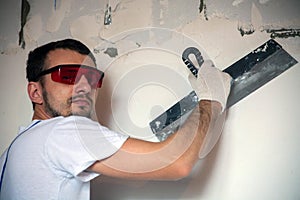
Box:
[37,64,105,88]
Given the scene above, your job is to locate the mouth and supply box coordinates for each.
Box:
[71,95,92,107]
[72,98,90,107]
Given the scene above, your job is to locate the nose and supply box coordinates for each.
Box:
[74,75,91,94]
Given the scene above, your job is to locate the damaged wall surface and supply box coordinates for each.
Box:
[0,0,299,199]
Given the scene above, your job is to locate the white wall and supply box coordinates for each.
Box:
[1,0,299,199]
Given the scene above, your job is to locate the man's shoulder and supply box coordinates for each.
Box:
[41,116,95,126]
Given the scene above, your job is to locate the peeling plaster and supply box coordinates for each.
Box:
[104,3,112,25]
[265,28,300,39]
[158,0,168,25]
[46,0,71,32]
[104,47,118,57]
[238,22,255,36]
[70,14,100,47]
[251,3,263,31]
[206,0,300,30]
[1,0,299,53]
[237,3,263,36]
[19,0,30,49]
[199,0,208,20]
[152,0,199,28]
[23,14,43,46]
[232,0,244,7]
[99,0,153,39]
[179,16,270,69]
[258,0,271,4]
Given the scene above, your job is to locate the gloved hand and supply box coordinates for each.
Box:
[188,60,232,111]
[188,60,232,159]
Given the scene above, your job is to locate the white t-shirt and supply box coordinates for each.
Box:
[0,116,128,200]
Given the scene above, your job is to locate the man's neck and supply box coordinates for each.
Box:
[32,106,52,120]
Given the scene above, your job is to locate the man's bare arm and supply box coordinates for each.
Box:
[89,60,232,180]
[88,100,222,180]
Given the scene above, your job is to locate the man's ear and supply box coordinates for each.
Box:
[27,82,43,105]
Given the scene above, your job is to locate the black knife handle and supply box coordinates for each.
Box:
[182,47,204,77]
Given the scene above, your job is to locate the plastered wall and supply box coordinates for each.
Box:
[1,0,300,199]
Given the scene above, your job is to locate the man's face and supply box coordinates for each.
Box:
[41,49,98,118]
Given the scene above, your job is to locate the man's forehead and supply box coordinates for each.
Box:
[45,49,96,69]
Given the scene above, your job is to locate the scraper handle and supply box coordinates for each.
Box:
[182,47,204,77]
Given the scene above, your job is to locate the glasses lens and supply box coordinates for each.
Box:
[51,65,104,88]
[78,67,103,88]
[52,67,77,84]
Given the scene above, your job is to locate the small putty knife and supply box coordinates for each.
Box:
[149,39,298,141]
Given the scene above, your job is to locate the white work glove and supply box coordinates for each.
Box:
[188,60,232,111]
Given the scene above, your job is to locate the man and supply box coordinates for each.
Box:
[0,39,232,199]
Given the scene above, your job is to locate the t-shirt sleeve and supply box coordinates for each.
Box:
[45,116,128,182]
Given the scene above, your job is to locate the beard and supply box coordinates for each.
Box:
[42,89,93,119]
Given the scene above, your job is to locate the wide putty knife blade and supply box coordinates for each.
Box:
[149,39,298,141]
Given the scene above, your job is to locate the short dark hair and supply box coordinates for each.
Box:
[26,38,97,109]
[26,38,96,82]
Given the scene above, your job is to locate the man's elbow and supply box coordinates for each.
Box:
[170,163,193,180]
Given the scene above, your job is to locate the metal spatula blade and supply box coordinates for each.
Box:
[149,39,298,141]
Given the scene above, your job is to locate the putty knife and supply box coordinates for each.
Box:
[149,39,298,141]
